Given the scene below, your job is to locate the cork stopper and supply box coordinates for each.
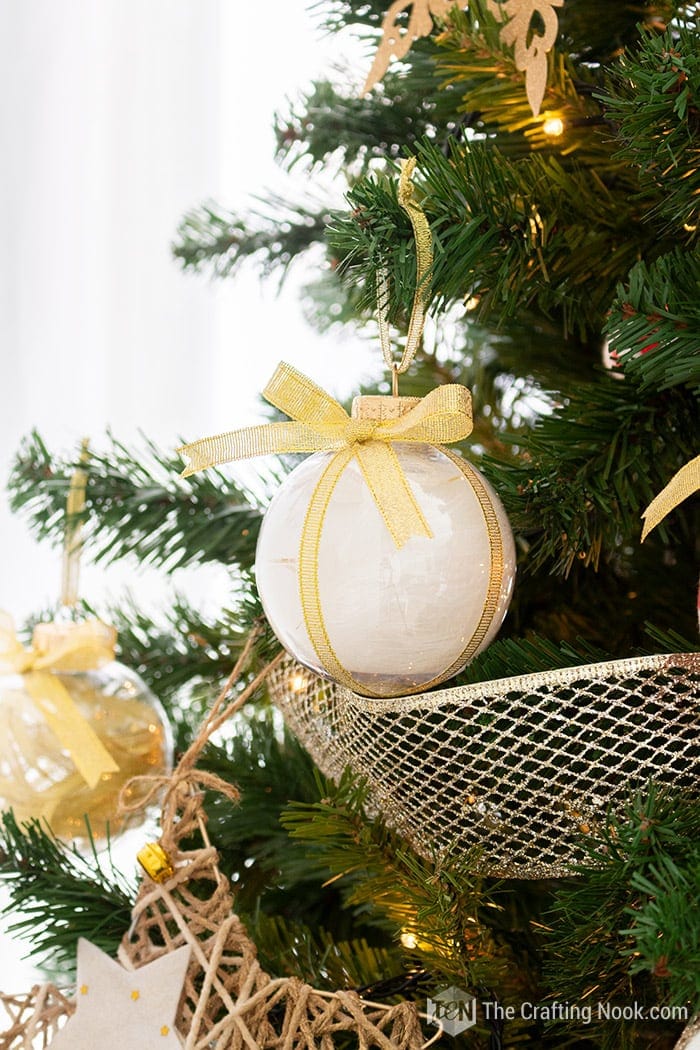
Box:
[351,395,421,421]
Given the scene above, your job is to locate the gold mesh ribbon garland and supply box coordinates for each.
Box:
[269,652,700,879]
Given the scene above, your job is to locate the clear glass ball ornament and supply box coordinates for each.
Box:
[0,622,173,839]
[256,435,516,698]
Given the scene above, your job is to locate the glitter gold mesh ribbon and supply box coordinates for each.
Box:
[0,615,120,789]
[641,454,700,541]
[270,652,700,879]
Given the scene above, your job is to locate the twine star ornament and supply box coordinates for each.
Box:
[48,939,190,1049]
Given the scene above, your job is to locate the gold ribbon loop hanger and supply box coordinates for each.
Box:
[377,156,434,396]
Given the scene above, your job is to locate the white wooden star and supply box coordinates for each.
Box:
[48,939,190,1049]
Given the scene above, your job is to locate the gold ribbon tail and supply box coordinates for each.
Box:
[177,421,334,476]
[355,442,432,546]
[641,455,700,541]
[24,672,119,789]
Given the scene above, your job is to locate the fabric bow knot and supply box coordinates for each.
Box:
[178,361,474,548]
[0,613,119,789]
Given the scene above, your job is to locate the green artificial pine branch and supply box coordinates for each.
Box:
[0,812,133,977]
[329,136,672,341]
[545,787,700,1045]
[448,634,610,689]
[280,769,536,1003]
[598,25,700,231]
[606,250,700,392]
[8,430,262,576]
[197,712,354,930]
[622,854,700,1005]
[172,194,332,280]
[107,595,273,734]
[556,0,678,64]
[435,4,614,165]
[274,66,455,175]
[487,377,698,574]
[245,911,411,995]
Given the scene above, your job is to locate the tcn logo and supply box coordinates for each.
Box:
[426,986,477,1036]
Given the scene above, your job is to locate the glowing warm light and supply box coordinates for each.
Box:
[288,671,308,694]
[464,295,480,312]
[543,116,564,138]
[400,930,418,950]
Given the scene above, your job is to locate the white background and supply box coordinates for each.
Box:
[0,0,374,991]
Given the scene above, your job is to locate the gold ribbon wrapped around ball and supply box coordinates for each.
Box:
[178,362,474,549]
[0,614,119,789]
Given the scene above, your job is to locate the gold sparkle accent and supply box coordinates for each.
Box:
[131,989,140,1001]
[161,1025,170,1036]
[80,984,88,995]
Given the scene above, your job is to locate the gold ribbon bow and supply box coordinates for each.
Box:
[641,455,700,541]
[178,362,473,548]
[0,614,120,789]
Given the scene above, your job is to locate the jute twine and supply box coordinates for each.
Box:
[0,987,75,1050]
[0,630,433,1049]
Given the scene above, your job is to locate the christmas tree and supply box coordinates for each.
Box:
[2,1,699,1048]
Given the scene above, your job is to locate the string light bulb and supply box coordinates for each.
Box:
[542,116,564,138]
[400,930,418,950]
[287,670,309,694]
